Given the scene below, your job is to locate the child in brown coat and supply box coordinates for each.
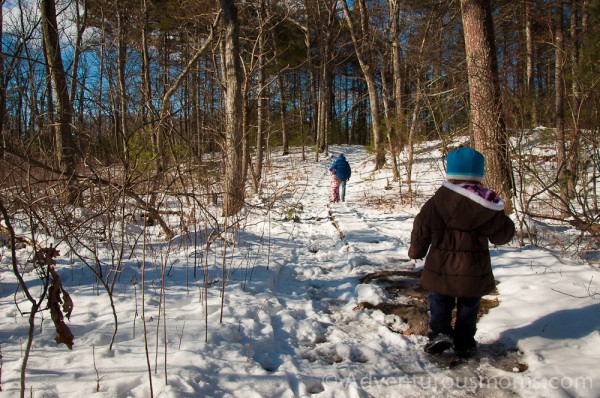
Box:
[408,147,515,357]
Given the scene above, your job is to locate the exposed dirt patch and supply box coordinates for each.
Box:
[355,269,528,373]
[356,269,500,335]
[355,270,429,335]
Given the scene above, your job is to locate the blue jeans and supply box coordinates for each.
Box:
[428,292,480,350]
[339,180,347,201]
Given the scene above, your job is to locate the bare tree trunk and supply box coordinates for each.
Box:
[252,0,267,192]
[405,76,422,195]
[567,0,581,198]
[116,4,129,160]
[554,0,569,214]
[390,0,403,123]
[297,70,307,161]
[147,31,169,229]
[386,0,403,181]
[220,0,245,217]
[341,0,385,169]
[40,0,76,200]
[278,74,289,155]
[192,61,202,162]
[315,0,337,158]
[306,28,318,145]
[581,0,589,32]
[380,66,400,181]
[42,38,56,145]
[569,0,581,110]
[317,54,331,155]
[0,0,6,159]
[141,0,155,131]
[312,0,337,159]
[241,75,251,189]
[297,0,321,147]
[525,0,538,127]
[96,16,107,159]
[69,0,87,127]
[460,0,513,209]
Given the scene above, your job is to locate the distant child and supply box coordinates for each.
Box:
[330,168,340,203]
[408,147,515,358]
[329,154,351,202]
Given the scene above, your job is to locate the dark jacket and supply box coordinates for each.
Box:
[330,155,351,181]
[408,181,515,297]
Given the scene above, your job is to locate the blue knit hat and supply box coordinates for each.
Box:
[446,147,485,182]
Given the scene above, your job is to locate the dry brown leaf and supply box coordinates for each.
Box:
[43,255,75,350]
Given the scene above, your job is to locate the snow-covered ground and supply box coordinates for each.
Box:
[1,144,599,397]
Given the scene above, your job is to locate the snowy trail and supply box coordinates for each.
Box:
[259,149,523,397]
[190,147,597,398]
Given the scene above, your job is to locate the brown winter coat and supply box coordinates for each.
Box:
[408,181,515,297]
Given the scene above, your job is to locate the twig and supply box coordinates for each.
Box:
[551,276,598,299]
[176,322,186,350]
[92,344,102,392]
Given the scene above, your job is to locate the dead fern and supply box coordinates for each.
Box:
[34,247,75,349]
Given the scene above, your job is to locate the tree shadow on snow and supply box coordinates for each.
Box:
[498,302,600,344]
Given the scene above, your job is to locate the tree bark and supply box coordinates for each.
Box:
[317,51,331,155]
[387,0,403,181]
[278,74,289,155]
[141,0,155,131]
[252,0,267,192]
[314,0,337,158]
[380,62,400,182]
[460,0,513,209]
[554,0,569,214]
[69,0,87,128]
[567,0,581,198]
[341,0,386,169]
[220,0,245,217]
[525,0,538,126]
[116,3,129,160]
[40,0,76,199]
[0,0,6,159]
[306,16,318,145]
